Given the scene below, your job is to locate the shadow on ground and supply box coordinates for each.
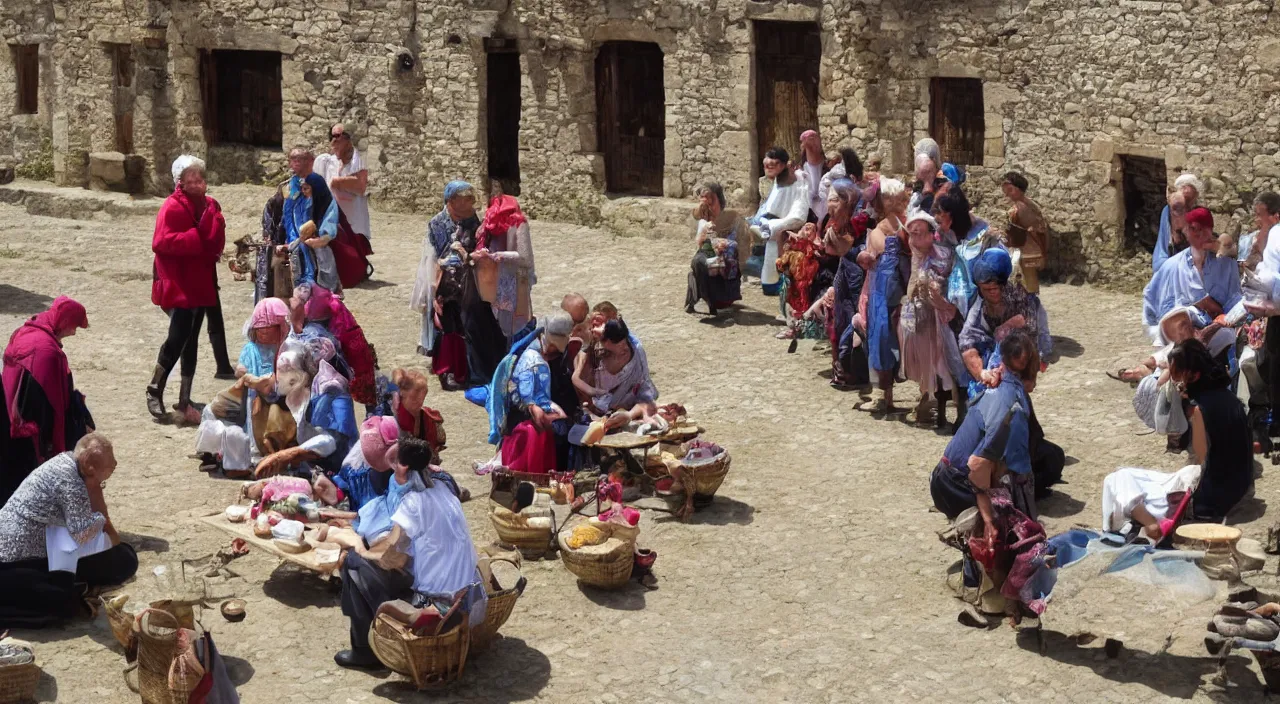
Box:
[261,563,340,609]
[371,636,551,702]
[0,284,53,316]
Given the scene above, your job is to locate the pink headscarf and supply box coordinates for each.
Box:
[360,415,400,472]
[244,297,290,342]
[304,286,360,340]
[3,296,89,459]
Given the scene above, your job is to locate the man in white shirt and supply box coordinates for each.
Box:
[314,123,372,243]
[795,130,832,223]
[1251,192,1280,296]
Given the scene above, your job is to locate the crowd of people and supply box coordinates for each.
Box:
[0,120,1268,673]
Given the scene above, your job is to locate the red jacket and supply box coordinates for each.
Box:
[151,187,226,309]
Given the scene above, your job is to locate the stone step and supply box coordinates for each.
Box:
[599,195,697,240]
[0,178,163,220]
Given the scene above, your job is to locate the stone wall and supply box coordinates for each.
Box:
[3,0,1280,287]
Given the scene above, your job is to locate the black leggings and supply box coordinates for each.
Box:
[205,290,232,372]
[157,307,206,379]
[0,542,138,629]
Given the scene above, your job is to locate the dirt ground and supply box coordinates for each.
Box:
[1,182,1277,703]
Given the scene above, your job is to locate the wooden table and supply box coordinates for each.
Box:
[199,513,342,575]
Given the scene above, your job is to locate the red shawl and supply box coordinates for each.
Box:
[305,287,378,405]
[477,194,527,250]
[3,296,88,458]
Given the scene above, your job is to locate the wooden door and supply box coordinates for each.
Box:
[111,44,135,154]
[754,21,820,168]
[929,77,985,166]
[595,42,664,195]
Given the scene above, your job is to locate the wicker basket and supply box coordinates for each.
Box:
[103,596,137,658]
[557,534,633,589]
[135,609,182,704]
[368,613,469,690]
[0,662,40,704]
[681,450,731,498]
[489,506,553,559]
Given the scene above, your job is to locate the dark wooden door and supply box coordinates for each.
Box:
[754,21,820,168]
[486,48,522,196]
[111,44,135,154]
[595,41,664,195]
[929,77,985,167]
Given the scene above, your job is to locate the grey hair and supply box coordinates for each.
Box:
[694,182,726,210]
[1256,192,1280,216]
[74,432,113,464]
[288,146,315,160]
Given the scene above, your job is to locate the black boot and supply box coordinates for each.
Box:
[334,647,382,670]
[935,389,951,429]
[146,364,168,419]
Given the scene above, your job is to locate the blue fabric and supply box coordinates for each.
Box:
[1047,529,1098,568]
[464,386,488,407]
[971,247,1013,286]
[867,235,905,372]
[237,342,277,377]
[355,474,421,542]
[333,463,385,511]
[941,163,965,185]
[308,392,357,473]
[1142,248,1242,332]
[283,176,316,284]
[1153,205,1172,273]
[944,374,1032,475]
[484,325,541,446]
[509,342,554,413]
[443,180,473,202]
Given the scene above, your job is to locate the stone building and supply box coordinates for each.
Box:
[3,0,1280,286]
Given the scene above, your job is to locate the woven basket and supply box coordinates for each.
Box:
[103,597,137,658]
[368,613,469,690]
[557,534,633,589]
[135,609,182,704]
[0,662,40,704]
[472,556,524,651]
[681,450,731,498]
[489,507,553,559]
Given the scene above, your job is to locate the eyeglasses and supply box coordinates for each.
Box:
[330,133,349,141]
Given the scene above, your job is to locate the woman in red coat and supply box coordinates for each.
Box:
[146,157,226,423]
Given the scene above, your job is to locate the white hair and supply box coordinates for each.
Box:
[879,177,906,198]
[906,211,938,231]
[913,138,940,167]
[1174,173,1204,195]
[171,155,206,186]
[74,432,113,464]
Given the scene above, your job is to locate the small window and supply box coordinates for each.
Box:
[13,44,39,115]
[199,49,283,148]
[929,77,985,166]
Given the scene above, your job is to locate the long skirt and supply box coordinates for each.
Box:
[500,421,557,474]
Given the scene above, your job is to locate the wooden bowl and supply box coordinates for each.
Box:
[220,598,247,622]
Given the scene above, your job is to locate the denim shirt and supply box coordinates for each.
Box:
[942,375,1031,475]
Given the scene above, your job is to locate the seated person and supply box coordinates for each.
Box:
[304,285,378,407]
[195,297,292,477]
[686,182,749,316]
[749,147,810,293]
[1118,305,1234,383]
[254,346,358,479]
[959,247,1052,400]
[486,315,574,473]
[1103,339,1253,539]
[1142,206,1241,346]
[930,332,1040,526]
[389,369,445,463]
[574,318,659,427]
[331,437,487,670]
[561,293,591,341]
[0,433,138,628]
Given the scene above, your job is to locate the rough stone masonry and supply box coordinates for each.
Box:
[3,0,1280,289]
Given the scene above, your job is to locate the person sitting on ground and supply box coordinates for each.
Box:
[1153,173,1204,273]
[930,332,1041,524]
[0,433,138,628]
[2,296,93,508]
[1143,206,1241,348]
[959,248,1052,400]
[575,318,659,426]
[331,436,487,670]
[194,297,293,477]
[1102,339,1252,539]
[898,212,962,427]
[686,181,749,316]
[254,343,358,479]
[390,369,445,461]
[304,285,378,407]
[1002,172,1049,295]
[485,315,574,473]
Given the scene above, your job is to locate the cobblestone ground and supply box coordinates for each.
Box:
[0,184,1275,703]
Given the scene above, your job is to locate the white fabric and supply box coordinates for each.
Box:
[45,525,112,573]
[1100,465,1201,532]
[410,231,440,352]
[194,409,254,471]
[392,484,488,626]
[1257,223,1280,300]
[314,150,372,239]
[761,174,810,238]
[817,163,846,206]
[803,161,826,221]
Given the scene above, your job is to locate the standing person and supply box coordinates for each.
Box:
[898,212,960,426]
[908,139,946,216]
[794,130,835,223]
[1001,172,1049,295]
[314,123,375,287]
[475,186,536,342]
[854,178,910,414]
[147,156,226,423]
[1153,173,1204,272]
[0,433,138,628]
[686,182,749,316]
[749,147,810,296]
[173,156,234,380]
[1,296,92,507]
[1243,193,1280,440]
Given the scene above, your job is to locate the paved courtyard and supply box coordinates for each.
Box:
[0,183,1274,702]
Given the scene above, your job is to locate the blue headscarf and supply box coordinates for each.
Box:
[443,180,473,202]
[971,247,1012,286]
[941,163,966,185]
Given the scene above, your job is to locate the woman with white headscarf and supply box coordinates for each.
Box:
[1152,173,1204,272]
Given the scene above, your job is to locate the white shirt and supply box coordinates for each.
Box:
[392,484,488,626]
[803,161,826,222]
[1257,222,1280,299]
[314,150,372,239]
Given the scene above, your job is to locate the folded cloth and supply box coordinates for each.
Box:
[0,637,34,666]
[46,524,112,573]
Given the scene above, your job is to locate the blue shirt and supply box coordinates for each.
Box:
[1142,247,1241,333]
[942,375,1031,475]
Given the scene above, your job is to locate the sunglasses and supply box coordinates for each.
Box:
[330,132,349,141]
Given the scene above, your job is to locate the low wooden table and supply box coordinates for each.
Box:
[199,513,342,576]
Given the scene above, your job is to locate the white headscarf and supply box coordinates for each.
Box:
[1174,173,1204,197]
[170,155,206,186]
